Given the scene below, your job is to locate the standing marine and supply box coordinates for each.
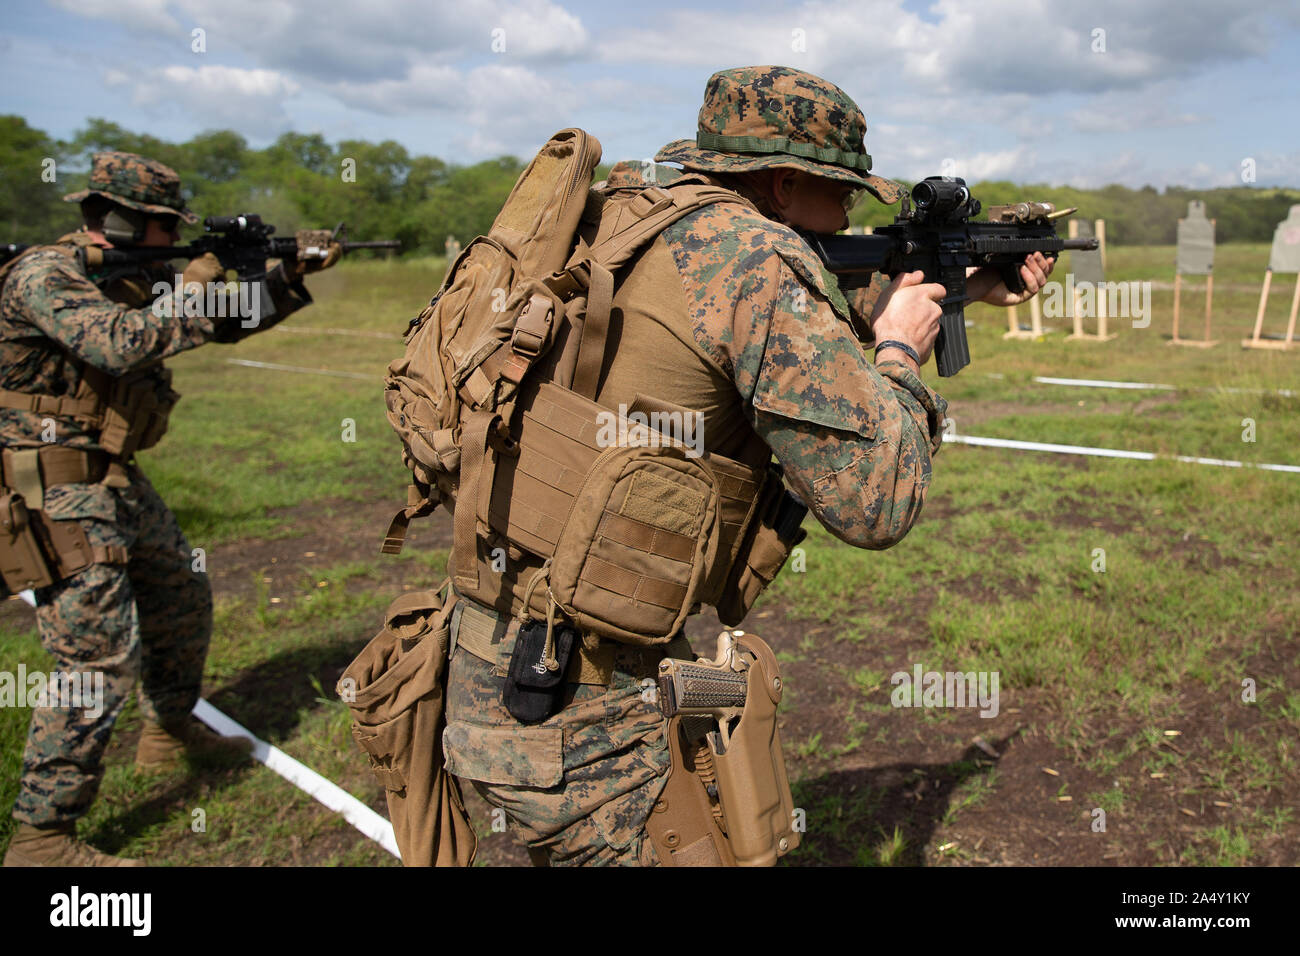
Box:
[0,151,340,866]
[370,66,1055,866]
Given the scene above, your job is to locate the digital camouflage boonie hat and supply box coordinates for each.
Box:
[62,150,198,223]
[655,65,903,204]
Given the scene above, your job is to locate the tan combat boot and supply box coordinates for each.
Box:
[3,822,145,867]
[135,717,254,771]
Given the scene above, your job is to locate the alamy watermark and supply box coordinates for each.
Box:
[594,404,704,458]
[891,664,1000,717]
[1040,275,1151,328]
[151,274,261,328]
[0,665,104,719]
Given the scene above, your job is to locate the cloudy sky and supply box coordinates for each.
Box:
[2,0,1298,189]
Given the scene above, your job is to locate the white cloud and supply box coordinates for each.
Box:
[48,0,183,37]
[116,64,300,137]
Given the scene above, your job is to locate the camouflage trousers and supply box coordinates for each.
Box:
[11,467,213,827]
[442,625,673,867]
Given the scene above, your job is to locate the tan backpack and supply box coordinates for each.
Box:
[382,128,804,643]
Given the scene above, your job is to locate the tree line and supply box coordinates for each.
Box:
[3,115,1296,252]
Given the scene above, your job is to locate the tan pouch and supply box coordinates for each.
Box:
[0,491,55,592]
[715,471,807,627]
[549,443,722,646]
[339,585,476,866]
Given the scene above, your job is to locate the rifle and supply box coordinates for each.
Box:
[2,218,401,278]
[799,176,1099,376]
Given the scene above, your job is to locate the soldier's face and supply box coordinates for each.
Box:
[141,215,180,247]
[772,170,856,233]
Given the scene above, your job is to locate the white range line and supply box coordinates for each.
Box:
[16,589,400,860]
[944,433,1300,474]
[225,358,376,380]
[1029,375,1296,398]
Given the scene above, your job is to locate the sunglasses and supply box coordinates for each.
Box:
[151,214,181,233]
[841,188,865,213]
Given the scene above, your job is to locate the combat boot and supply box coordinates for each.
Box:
[135,717,254,771]
[3,822,144,867]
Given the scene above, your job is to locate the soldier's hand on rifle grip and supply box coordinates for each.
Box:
[181,252,225,287]
[869,270,946,367]
[969,251,1056,307]
[293,229,343,278]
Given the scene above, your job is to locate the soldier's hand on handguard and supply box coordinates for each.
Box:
[181,252,225,287]
[291,229,343,278]
[968,251,1056,307]
[869,270,946,370]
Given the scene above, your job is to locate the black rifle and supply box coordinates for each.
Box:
[2,217,400,277]
[799,177,1099,376]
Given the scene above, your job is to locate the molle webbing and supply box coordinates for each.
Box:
[0,366,175,458]
[487,382,765,609]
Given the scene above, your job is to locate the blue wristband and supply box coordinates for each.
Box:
[875,340,921,366]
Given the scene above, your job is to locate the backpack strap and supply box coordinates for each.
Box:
[566,184,749,399]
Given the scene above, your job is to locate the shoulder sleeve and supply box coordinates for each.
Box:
[2,250,219,374]
[664,205,949,549]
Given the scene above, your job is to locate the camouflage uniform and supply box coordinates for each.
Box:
[1,152,313,828]
[443,67,948,865]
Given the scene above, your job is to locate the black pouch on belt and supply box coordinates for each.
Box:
[503,618,578,723]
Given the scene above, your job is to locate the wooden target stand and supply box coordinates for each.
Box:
[1242,269,1300,352]
[1170,273,1217,347]
[1064,218,1116,343]
[1003,297,1044,339]
[1170,207,1217,348]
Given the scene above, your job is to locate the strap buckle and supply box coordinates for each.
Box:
[630,186,674,218]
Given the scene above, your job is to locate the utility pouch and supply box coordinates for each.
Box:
[547,441,722,646]
[715,472,807,627]
[502,617,578,723]
[340,584,476,866]
[0,490,55,592]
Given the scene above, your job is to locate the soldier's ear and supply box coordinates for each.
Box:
[769,169,800,213]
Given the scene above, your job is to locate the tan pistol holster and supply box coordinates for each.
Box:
[646,630,800,866]
[0,446,129,595]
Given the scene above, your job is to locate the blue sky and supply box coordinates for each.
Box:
[2,0,1297,190]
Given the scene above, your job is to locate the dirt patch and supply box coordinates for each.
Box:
[207,496,454,604]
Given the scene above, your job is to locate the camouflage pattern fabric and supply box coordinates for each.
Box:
[443,637,670,866]
[62,151,198,223]
[655,66,904,204]
[12,468,212,827]
[659,195,947,548]
[600,160,684,191]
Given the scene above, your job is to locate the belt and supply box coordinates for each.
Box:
[451,595,693,686]
[0,446,123,510]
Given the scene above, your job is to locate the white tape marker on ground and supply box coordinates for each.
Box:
[225,358,375,380]
[15,589,399,859]
[191,699,400,859]
[944,433,1300,474]
[1029,376,1296,398]
[273,326,396,340]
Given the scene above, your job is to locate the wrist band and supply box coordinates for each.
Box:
[874,340,921,366]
